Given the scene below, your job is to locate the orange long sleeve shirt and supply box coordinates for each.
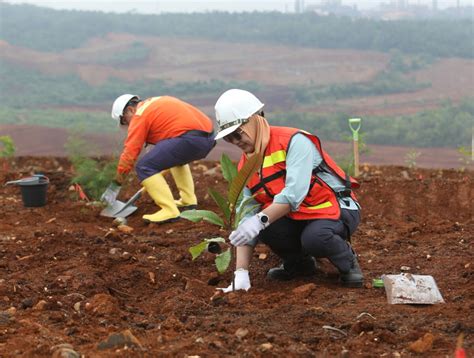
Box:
[117,96,213,175]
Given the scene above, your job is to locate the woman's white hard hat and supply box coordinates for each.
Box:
[111,94,138,122]
[214,89,264,140]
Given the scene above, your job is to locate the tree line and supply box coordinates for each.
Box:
[270,99,473,148]
[1,99,471,149]
[1,3,472,58]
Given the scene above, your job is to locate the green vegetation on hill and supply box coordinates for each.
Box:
[0,50,430,109]
[0,59,261,108]
[1,99,471,149]
[1,3,472,58]
[292,51,432,104]
[271,98,473,148]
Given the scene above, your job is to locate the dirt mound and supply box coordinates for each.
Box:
[0,157,472,357]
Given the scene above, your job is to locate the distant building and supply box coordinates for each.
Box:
[294,0,305,13]
[305,0,360,17]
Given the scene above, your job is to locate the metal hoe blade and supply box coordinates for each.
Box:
[100,188,144,218]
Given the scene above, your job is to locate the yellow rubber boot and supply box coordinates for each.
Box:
[170,164,197,210]
[141,173,180,224]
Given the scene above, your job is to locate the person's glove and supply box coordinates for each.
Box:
[218,269,251,293]
[100,181,121,205]
[229,213,267,246]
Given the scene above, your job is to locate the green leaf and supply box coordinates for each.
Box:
[228,154,261,226]
[0,136,15,158]
[208,188,231,225]
[215,249,232,274]
[234,202,261,230]
[189,241,208,260]
[180,209,225,227]
[220,153,238,184]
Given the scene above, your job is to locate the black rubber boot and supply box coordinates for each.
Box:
[339,255,364,288]
[267,256,317,281]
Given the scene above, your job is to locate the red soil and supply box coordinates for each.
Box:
[0,157,472,357]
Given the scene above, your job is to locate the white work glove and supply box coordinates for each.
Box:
[218,269,251,293]
[229,213,268,246]
[100,182,121,205]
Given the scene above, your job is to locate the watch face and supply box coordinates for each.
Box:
[260,214,269,223]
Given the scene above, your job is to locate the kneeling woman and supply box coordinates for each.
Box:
[214,89,364,292]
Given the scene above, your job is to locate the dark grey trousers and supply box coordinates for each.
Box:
[259,209,360,273]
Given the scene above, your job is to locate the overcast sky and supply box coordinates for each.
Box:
[2,0,472,13]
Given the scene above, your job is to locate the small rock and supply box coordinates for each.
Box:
[85,294,119,316]
[97,329,142,350]
[408,333,434,353]
[204,167,220,176]
[50,343,74,351]
[20,298,34,309]
[33,300,47,311]
[51,344,80,358]
[195,337,204,344]
[400,266,411,271]
[117,224,133,234]
[400,170,410,180]
[259,343,273,352]
[113,217,127,226]
[258,253,267,260]
[235,328,249,340]
[292,283,316,298]
[0,311,13,325]
[209,340,224,349]
[73,302,81,312]
[148,272,156,284]
[109,248,119,255]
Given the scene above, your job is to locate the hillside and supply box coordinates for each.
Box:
[0,3,473,166]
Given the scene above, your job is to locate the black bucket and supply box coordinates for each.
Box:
[18,177,49,207]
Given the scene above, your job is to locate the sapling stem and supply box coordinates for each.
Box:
[232,246,236,291]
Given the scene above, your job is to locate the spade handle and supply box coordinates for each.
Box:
[348,118,362,177]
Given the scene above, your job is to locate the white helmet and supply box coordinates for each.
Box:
[214,89,264,140]
[111,94,138,122]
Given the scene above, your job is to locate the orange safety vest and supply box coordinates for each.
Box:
[239,126,359,220]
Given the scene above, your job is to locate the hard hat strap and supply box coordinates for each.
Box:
[220,117,249,130]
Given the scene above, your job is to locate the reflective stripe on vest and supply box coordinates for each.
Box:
[135,96,161,116]
[263,150,286,168]
[306,201,333,210]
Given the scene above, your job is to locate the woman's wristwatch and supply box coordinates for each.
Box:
[256,212,270,228]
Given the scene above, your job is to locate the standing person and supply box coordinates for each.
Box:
[102,94,215,224]
[214,89,364,292]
